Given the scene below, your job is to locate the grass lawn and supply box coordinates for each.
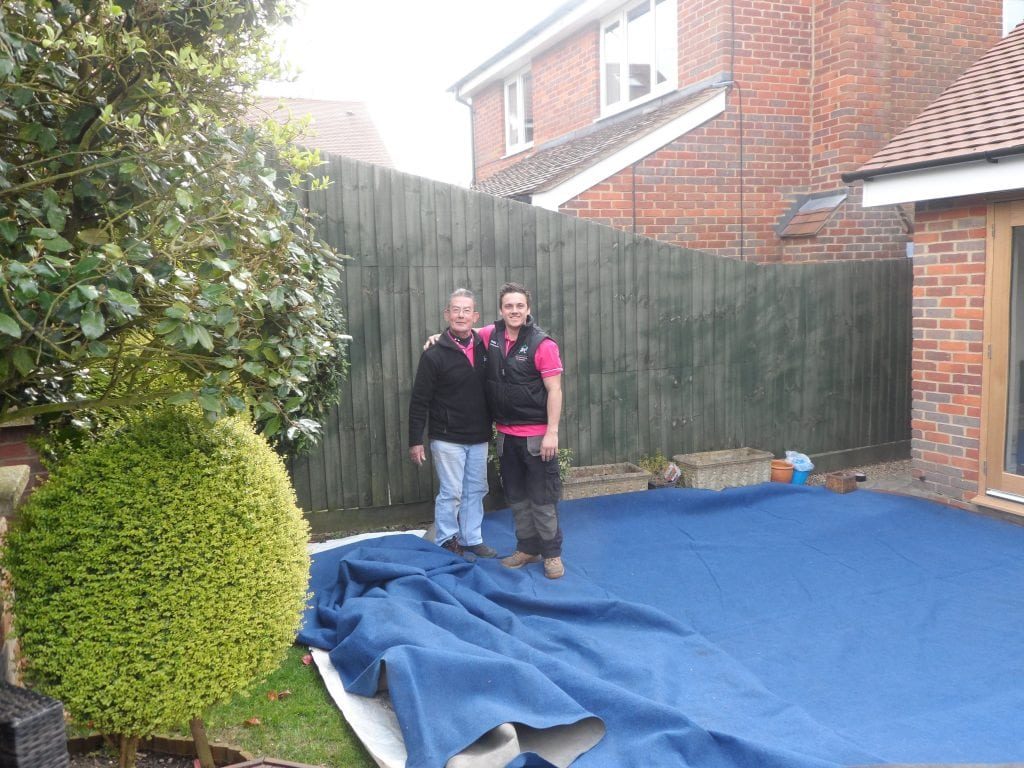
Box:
[198,645,376,767]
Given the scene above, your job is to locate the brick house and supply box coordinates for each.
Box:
[450,0,1017,263]
[845,21,1024,520]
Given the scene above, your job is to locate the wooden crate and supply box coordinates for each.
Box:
[825,470,857,494]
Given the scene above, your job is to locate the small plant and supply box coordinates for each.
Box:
[3,407,310,768]
[637,451,670,475]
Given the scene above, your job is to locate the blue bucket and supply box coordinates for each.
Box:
[791,469,811,485]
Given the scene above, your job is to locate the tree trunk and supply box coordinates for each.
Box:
[118,735,139,768]
[190,717,216,768]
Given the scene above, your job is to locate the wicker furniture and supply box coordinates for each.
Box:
[0,683,69,768]
[562,463,650,500]
[672,448,773,490]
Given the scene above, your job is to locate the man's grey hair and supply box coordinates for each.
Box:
[448,288,475,307]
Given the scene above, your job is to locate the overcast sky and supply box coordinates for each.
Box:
[260,0,559,186]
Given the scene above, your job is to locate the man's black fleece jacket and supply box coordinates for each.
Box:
[407,330,492,446]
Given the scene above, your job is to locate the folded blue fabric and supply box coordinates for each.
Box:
[300,533,871,768]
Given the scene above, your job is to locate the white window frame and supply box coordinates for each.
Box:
[504,68,534,156]
[599,0,678,118]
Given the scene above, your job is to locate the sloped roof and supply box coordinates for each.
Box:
[474,87,726,198]
[777,191,848,237]
[248,98,393,167]
[848,23,1024,181]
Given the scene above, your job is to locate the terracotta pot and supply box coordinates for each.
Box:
[770,459,794,483]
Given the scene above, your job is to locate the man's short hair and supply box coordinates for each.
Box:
[499,282,531,307]
[448,288,475,308]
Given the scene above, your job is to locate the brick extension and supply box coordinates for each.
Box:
[909,197,987,506]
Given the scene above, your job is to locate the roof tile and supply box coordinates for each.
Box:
[473,87,726,198]
[856,23,1024,176]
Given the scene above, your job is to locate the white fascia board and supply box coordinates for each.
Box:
[532,89,728,211]
[457,0,620,97]
[861,154,1024,207]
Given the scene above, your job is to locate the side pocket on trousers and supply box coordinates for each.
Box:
[545,453,562,503]
[526,434,543,457]
[495,431,506,458]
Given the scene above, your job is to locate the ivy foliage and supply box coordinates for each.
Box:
[3,407,311,750]
[0,0,347,445]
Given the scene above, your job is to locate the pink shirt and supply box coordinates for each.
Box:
[478,324,563,437]
[447,330,475,366]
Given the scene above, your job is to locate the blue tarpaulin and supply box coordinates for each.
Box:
[299,484,1024,767]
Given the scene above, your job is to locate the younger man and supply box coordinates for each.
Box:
[479,283,566,579]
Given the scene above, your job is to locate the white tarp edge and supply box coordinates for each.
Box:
[307,530,425,768]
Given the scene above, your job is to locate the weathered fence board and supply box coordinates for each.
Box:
[289,157,912,515]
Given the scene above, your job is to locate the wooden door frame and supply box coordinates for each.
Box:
[978,200,1024,510]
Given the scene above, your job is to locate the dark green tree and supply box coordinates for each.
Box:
[0,0,346,444]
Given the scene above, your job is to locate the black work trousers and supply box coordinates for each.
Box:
[498,433,563,558]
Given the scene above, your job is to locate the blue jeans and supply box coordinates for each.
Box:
[431,440,489,546]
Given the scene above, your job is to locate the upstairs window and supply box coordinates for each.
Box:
[504,69,534,155]
[601,0,677,116]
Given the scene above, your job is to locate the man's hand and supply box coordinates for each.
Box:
[409,445,426,465]
[423,333,441,350]
[541,430,558,462]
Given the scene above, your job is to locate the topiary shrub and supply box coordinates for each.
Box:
[2,407,310,767]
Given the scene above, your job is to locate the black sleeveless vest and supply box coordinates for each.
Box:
[485,318,551,426]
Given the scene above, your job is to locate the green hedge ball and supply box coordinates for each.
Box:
[4,407,310,736]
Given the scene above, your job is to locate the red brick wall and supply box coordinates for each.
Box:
[469,0,1001,262]
[532,25,600,145]
[0,425,46,503]
[909,198,987,505]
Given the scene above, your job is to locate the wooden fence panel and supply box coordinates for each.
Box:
[288,158,913,515]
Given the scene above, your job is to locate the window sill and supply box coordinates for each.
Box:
[598,86,676,122]
[502,143,534,160]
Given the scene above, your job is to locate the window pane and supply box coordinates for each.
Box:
[604,21,622,105]
[505,81,518,146]
[1005,227,1024,474]
[627,1,652,101]
[655,0,673,85]
[522,72,534,144]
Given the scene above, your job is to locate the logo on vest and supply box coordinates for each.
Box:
[518,344,528,354]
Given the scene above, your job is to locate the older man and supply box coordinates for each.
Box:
[408,289,496,557]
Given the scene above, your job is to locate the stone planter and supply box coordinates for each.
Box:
[562,463,650,500]
[672,448,773,490]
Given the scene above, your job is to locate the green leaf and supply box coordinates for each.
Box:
[88,340,109,357]
[46,206,66,232]
[154,318,179,335]
[30,227,57,239]
[12,348,33,376]
[77,229,109,246]
[0,313,21,337]
[79,308,105,339]
[106,288,139,310]
[166,392,195,405]
[77,285,100,301]
[42,236,73,253]
[194,325,214,352]
[198,393,222,413]
[0,220,17,243]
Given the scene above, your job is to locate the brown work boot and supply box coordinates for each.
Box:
[543,557,565,579]
[501,551,541,569]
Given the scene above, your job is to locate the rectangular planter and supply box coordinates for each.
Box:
[672,448,772,490]
[562,463,650,500]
